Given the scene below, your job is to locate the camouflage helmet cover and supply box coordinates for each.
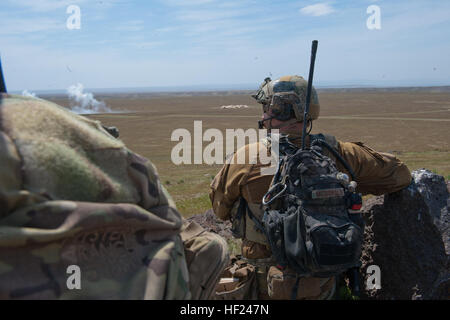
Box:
[252,75,320,121]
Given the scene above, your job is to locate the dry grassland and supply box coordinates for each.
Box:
[48,90,450,216]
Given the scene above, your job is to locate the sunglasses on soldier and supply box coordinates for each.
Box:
[263,91,303,121]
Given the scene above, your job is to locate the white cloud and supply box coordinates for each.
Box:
[7,0,127,12]
[7,0,86,12]
[176,9,244,22]
[129,41,165,49]
[115,20,145,32]
[0,17,63,35]
[300,3,335,17]
[154,26,178,33]
[164,0,216,6]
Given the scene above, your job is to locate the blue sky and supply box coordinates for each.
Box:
[1,0,450,92]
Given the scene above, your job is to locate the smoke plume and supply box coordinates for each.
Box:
[67,83,112,114]
[22,90,38,98]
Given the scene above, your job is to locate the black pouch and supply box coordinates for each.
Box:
[262,209,288,267]
[305,212,363,275]
[283,207,309,275]
[231,198,247,239]
[282,206,363,277]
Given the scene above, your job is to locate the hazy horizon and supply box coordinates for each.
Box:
[10,82,450,96]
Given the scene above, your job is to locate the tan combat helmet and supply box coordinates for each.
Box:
[252,75,320,122]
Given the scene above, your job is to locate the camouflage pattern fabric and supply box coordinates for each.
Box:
[181,220,229,299]
[0,94,227,299]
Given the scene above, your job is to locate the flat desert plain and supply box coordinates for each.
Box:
[47,89,450,216]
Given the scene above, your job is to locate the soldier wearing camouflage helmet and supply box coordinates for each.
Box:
[0,93,229,299]
[254,75,320,125]
[210,75,412,299]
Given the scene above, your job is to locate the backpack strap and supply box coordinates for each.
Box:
[310,133,357,181]
[240,197,269,245]
[310,133,338,150]
[243,198,265,234]
[263,134,299,156]
[291,276,301,300]
[235,197,246,222]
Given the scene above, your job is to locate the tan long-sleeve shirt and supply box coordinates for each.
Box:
[210,133,411,227]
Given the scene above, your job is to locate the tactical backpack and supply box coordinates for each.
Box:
[262,134,365,279]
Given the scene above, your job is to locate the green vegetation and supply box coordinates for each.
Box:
[336,284,360,300]
[394,151,450,178]
[160,165,221,216]
[175,193,211,216]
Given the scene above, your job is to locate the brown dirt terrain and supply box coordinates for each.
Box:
[46,90,450,216]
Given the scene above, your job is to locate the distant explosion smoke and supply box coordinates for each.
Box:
[220,105,249,109]
[22,90,38,98]
[67,83,112,114]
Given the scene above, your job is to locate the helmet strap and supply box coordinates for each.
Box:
[258,115,275,129]
[268,117,299,130]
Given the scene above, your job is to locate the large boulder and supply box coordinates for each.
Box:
[361,169,449,299]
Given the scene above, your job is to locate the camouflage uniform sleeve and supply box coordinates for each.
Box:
[126,150,178,214]
[0,132,48,218]
[337,141,412,195]
[0,129,190,299]
[180,220,229,299]
[0,143,190,299]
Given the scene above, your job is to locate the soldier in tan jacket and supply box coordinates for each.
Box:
[210,75,412,299]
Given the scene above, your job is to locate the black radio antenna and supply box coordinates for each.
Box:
[0,55,7,93]
[301,40,318,150]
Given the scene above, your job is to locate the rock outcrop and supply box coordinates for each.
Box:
[187,209,234,242]
[361,169,449,299]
